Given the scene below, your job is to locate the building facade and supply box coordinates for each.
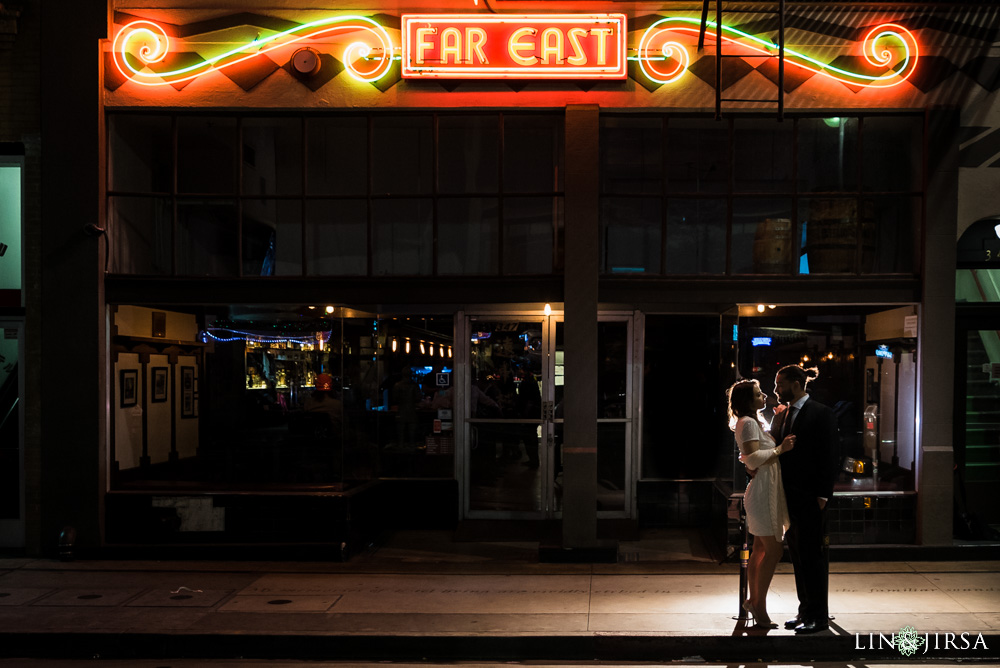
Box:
[2,0,999,556]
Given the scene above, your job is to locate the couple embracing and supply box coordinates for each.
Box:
[727,364,837,634]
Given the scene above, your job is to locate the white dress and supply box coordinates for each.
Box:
[736,417,790,539]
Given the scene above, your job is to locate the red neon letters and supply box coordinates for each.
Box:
[402,14,627,79]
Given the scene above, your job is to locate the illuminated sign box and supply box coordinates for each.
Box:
[402,14,627,79]
[751,337,772,347]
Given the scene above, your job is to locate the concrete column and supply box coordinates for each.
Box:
[38,0,106,555]
[916,109,959,545]
[560,105,600,549]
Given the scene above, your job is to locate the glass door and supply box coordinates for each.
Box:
[0,319,23,548]
[464,316,548,517]
[955,325,1000,534]
[550,315,636,519]
[462,312,636,520]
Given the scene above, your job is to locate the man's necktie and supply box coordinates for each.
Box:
[782,406,797,438]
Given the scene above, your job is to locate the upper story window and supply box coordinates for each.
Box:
[600,114,923,276]
[107,113,564,277]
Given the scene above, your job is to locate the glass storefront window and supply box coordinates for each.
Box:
[736,309,916,493]
[110,306,455,490]
[108,112,564,278]
[600,114,922,277]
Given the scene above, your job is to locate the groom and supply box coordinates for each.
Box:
[771,364,837,634]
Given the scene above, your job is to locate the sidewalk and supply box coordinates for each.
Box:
[1,531,999,663]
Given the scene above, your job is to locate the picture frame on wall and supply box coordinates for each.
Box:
[120,369,138,408]
[151,367,168,403]
[181,367,195,418]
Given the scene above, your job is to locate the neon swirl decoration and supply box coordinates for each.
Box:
[636,17,918,88]
[112,16,395,85]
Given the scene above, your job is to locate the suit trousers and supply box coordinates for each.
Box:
[785,496,829,622]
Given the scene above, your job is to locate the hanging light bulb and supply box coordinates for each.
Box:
[405,339,411,354]
[420,341,426,355]
[757,304,765,313]
[440,345,445,358]
[392,338,397,352]
[448,346,452,358]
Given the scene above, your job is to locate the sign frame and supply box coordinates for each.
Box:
[402,14,627,80]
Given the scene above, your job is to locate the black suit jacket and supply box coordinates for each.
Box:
[773,397,838,509]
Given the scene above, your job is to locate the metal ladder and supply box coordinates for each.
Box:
[698,0,786,120]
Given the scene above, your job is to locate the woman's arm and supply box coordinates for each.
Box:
[737,419,780,469]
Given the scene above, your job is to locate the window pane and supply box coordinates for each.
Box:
[601,117,662,195]
[439,116,498,194]
[438,198,498,275]
[800,197,872,274]
[242,118,302,196]
[307,117,367,195]
[110,115,172,193]
[306,199,367,275]
[504,115,563,193]
[732,198,794,274]
[798,117,857,192]
[372,116,433,195]
[109,196,172,274]
[176,200,238,276]
[504,197,558,274]
[863,117,921,192]
[869,196,918,273]
[665,199,726,274]
[372,199,433,275]
[734,118,792,193]
[177,117,237,194]
[596,422,627,511]
[601,197,661,274]
[242,200,302,276]
[666,119,728,194]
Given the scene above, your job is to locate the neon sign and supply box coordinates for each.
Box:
[110,14,918,89]
[401,14,626,79]
[636,17,918,87]
[112,15,395,85]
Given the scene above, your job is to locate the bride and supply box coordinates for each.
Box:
[728,379,796,628]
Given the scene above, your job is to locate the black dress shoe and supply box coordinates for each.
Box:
[794,620,829,634]
[784,617,802,630]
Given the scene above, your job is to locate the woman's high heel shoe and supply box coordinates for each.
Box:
[743,600,778,628]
